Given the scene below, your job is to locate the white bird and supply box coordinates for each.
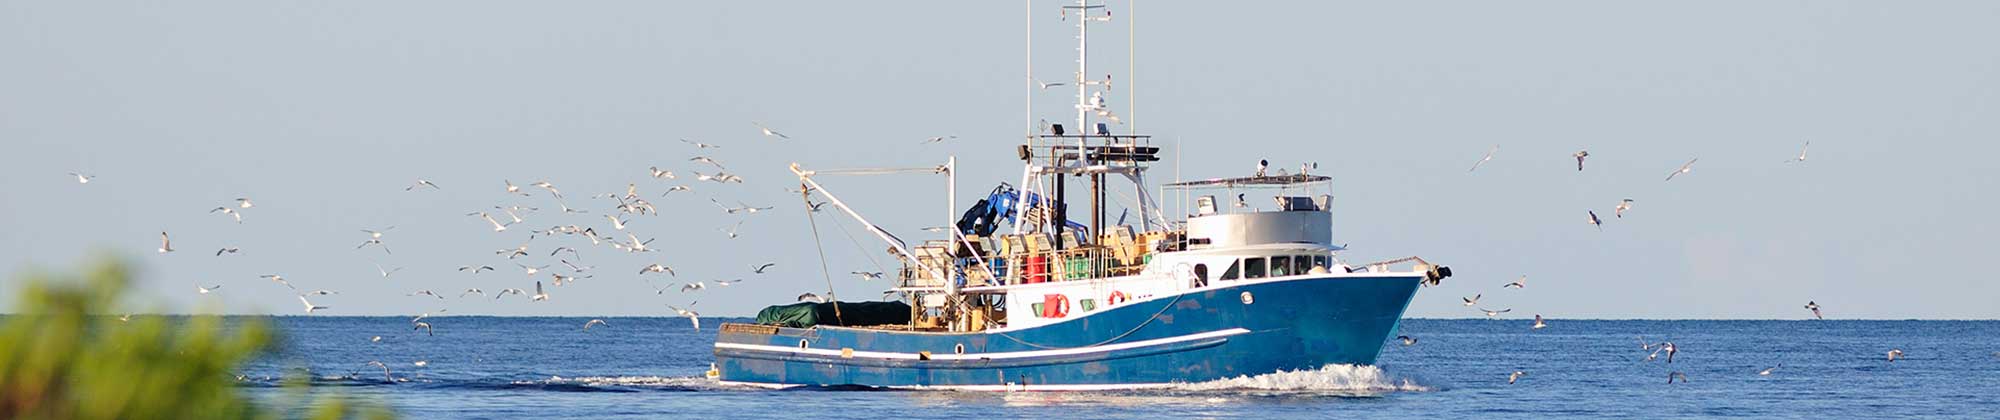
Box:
[1573,150,1590,171]
[557,200,588,214]
[209,207,243,223]
[851,271,885,280]
[1587,210,1603,231]
[409,290,444,299]
[458,265,495,274]
[366,361,391,381]
[661,185,693,196]
[298,295,328,314]
[606,215,628,230]
[1503,276,1526,289]
[259,274,295,291]
[718,221,744,239]
[584,319,609,331]
[711,199,774,215]
[215,247,240,256]
[1531,314,1547,329]
[668,305,701,330]
[649,166,677,179]
[301,289,339,296]
[680,138,722,149]
[1665,158,1699,181]
[1805,301,1823,320]
[689,156,726,170]
[194,281,222,294]
[1759,364,1781,376]
[69,171,94,184]
[473,212,509,232]
[750,263,777,274]
[1887,349,1903,362]
[1463,294,1481,306]
[531,281,549,301]
[460,288,486,298]
[518,263,550,277]
[412,360,428,367]
[1648,342,1679,363]
[921,135,958,144]
[494,288,528,300]
[1480,308,1511,318]
[1786,141,1810,164]
[640,263,675,276]
[753,121,790,139]
[716,279,743,287]
[405,179,440,191]
[1508,371,1526,385]
[560,259,594,273]
[550,272,586,286]
[680,282,706,293]
[1469,145,1498,172]
[235,198,254,209]
[158,231,174,253]
[1615,199,1634,218]
[797,293,825,303]
[1397,335,1417,346]
[505,179,529,196]
[370,336,382,343]
[1033,78,1065,90]
[625,233,655,253]
[357,227,393,254]
[413,322,432,336]
[532,180,563,198]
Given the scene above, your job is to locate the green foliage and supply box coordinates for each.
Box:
[0,256,392,420]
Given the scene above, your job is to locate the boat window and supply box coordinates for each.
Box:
[1270,256,1291,277]
[1219,260,1240,281]
[1079,298,1097,312]
[1194,264,1209,288]
[1245,258,1266,279]
[1313,255,1329,271]
[1294,255,1312,275]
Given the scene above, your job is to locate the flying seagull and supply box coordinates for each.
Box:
[215,247,240,256]
[531,281,549,301]
[1033,78,1065,90]
[69,171,94,184]
[158,231,174,253]
[753,121,790,139]
[851,271,885,281]
[1397,335,1417,346]
[1508,370,1526,385]
[1480,308,1511,318]
[1805,301,1823,320]
[298,295,328,314]
[1667,371,1689,384]
[668,304,702,330]
[1887,349,1903,362]
[1759,364,1781,376]
[1463,294,1481,306]
[209,207,242,223]
[357,227,393,254]
[921,135,959,144]
[640,263,675,276]
[797,293,825,303]
[1786,141,1810,164]
[1615,199,1634,218]
[681,138,722,149]
[1573,150,1590,171]
[235,198,254,208]
[1665,158,1699,181]
[1469,145,1498,172]
[1532,314,1547,329]
[1503,276,1527,289]
[405,179,440,191]
[260,274,295,291]
[1587,210,1603,231]
[584,319,609,331]
[750,263,777,274]
[194,281,222,295]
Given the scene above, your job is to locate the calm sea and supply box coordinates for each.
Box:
[234,318,1999,419]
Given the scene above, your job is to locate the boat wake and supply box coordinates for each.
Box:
[1174,364,1429,393]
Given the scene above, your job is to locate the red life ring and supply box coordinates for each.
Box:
[1051,294,1070,318]
[1107,291,1129,306]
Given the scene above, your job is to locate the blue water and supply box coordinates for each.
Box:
[237,318,2000,418]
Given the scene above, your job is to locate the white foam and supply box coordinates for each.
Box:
[525,375,742,389]
[1177,364,1429,392]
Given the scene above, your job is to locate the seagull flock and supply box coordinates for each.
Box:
[78,122,924,381]
[1431,141,1915,385]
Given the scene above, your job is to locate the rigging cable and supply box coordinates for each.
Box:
[800,182,843,323]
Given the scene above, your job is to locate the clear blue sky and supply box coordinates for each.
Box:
[2,1,1994,318]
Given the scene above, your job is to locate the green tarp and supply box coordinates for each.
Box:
[755,301,912,328]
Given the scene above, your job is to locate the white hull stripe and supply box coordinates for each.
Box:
[714,327,1251,361]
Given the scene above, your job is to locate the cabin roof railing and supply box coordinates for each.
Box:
[1164,174,1332,189]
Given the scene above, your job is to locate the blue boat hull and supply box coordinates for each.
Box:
[712,274,1423,389]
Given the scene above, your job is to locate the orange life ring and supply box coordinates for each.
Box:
[1107,291,1129,306]
[1051,294,1070,318]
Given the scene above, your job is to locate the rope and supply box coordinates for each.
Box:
[994,287,1186,350]
[801,182,842,324]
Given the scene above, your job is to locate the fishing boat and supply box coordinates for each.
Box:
[711,1,1450,390]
